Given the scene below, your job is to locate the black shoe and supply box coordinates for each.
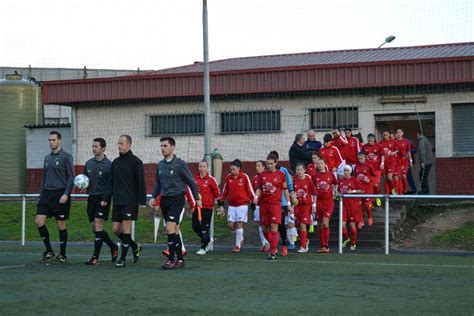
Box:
[85,256,99,266]
[133,245,142,263]
[162,259,176,270]
[111,244,119,263]
[267,253,277,260]
[115,258,126,267]
[174,260,185,269]
[55,254,67,263]
[39,251,55,263]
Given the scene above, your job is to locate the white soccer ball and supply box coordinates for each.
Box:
[74,174,90,190]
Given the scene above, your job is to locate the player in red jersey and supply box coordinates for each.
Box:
[395,128,413,195]
[362,133,384,206]
[306,151,321,178]
[338,165,364,251]
[379,130,400,195]
[219,159,255,253]
[254,153,293,260]
[312,159,338,253]
[193,160,221,255]
[320,134,345,179]
[332,127,348,151]
[354,151,375,227]
[343,128,362,166]
[292,163,317,253]
[251,160,270,253]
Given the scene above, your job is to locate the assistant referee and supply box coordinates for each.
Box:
[149,136,202,270]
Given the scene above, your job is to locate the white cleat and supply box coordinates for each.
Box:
[196,248,207,255]
[297,247,308,253]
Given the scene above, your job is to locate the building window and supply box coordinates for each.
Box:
[150,113,204,136]
[309,107,358,131]
[220,110,281,134]
[452,103,474,156]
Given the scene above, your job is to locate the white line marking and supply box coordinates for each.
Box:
[0,264,25,270]
[0,252,472,269]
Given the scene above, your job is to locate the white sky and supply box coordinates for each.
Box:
[0,0,472,71]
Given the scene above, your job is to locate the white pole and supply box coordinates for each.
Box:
[131,221,135,241]
[209,210,215,251]
[21,196,26,246]
[385,196,390,255]
[203,0,211,165]
[338,197,343,254]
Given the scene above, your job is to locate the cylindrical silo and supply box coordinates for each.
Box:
[0,73,42,193]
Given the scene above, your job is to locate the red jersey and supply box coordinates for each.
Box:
[221,171,255,207]
[313,171,337,200]
[342,136,362,165]
[255,169,287,206]
[306,162,317,178]
[194,173,220,209]
[354,162,375,193]
[379,139,400,166]
[292,174,317,205]
[332,134,348,150]
[395,138,411,160]
[320,145,343,171]
[156,185,195,208]
[338,176,362,211]
[363,143,383,169]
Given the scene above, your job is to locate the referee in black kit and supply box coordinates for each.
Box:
[149,137,202,270]
[35,131,74,263]
[102,135,147,267]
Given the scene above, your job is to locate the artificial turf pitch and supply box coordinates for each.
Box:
[0,244,473,315]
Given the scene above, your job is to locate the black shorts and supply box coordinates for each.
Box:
[161,195,185,224]
[36,189,71,221]
[112,205,138,222]
[87,195,111,222]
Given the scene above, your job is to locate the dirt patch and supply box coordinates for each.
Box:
[393,203,474,251]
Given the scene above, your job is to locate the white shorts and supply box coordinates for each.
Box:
[228,205,248,223]
[253,206,260,222]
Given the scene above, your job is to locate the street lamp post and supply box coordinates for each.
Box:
[378,35,396,48]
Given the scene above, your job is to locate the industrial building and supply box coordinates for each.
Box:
[30,42,474,194]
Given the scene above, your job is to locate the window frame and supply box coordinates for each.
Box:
[219,110,281,134]
[309,106,359,131]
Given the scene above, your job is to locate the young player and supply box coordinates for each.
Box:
[306,151,321,178]
[312,159,338,253]
[193,160,221,255]
[395,128,413,195]
[320,134,345,179]
[292,163,317,253]
[251,160,270,252]
[219,159,255,253]
[332,127,348,150]
[83,138,119,265]
[254,153,293,260]
[343,128,362,167]
[379,130,399,195]
[354,151,376,227]
[362,133,384,206]
[338,165,364,251]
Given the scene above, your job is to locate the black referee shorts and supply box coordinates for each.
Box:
[36,189,71,221]
[86,195,111,222]
[112,205,138,222]
[161,195,186,224]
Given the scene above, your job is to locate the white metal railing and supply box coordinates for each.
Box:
[338,194,474,255]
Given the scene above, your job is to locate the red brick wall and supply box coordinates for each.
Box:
[26,160,292,193]
[436,157,474,195]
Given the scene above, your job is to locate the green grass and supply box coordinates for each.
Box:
[0,244,473,315]
[0,201,229,244]
[433,221,474,250]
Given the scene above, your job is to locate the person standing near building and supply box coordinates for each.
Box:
[193,160,221,255]
[417,131,434,194]
[103,135,147,268]
[395,128,413,194]
[36,131,74,263]
[320,134,345,178]
[149,136,201,269]
[362,133,384,206]
[343,128,362,167]
[83,138,119,265]
[289,133,312,171]
[304,129,322,153]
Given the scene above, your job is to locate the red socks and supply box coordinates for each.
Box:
[318,227,324,246]
[342,227,349,240]
[402,176,408,193]
[270,231,279,254]
[299,231,308,248]
[384,180,391,194]
[365,203,373,219]
[351,227,357,245]
[374,185,381,195]
[324,227,330,247]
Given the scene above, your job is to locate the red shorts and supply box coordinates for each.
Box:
[343,206,363,222]
[316,199,334,222]
[260,204,282,226]
[398,158,409,175]
[384,162,396,175]
[372,169,382,186]
[294,204,311,225]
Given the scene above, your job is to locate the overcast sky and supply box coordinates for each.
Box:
[1,0,472,71]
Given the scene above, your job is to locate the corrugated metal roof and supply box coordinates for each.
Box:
[150,42,474,75]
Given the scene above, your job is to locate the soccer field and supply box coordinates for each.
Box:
[0,243,473,315]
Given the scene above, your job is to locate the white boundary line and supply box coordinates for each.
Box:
[0,264,26,270]
[1,252,472,269]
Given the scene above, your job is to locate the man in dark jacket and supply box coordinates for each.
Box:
[289,133,312,171]
[103,135,147,267]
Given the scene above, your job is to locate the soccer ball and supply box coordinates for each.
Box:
[74,174,90,190]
